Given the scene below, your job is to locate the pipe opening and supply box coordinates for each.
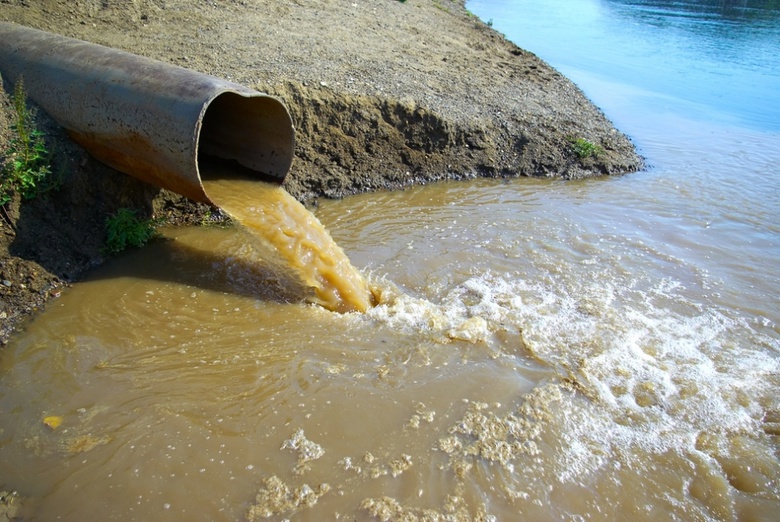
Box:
[198,92,294,185]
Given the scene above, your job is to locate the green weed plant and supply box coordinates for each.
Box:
[571,137,604,159]
[0,78,55,206]
[104,208,161,255]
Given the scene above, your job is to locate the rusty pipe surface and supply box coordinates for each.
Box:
[0,22,295,204]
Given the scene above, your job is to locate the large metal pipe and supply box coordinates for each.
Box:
[0,22,295,204]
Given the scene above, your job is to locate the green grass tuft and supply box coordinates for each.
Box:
[103,208,161,255]
[570,137,604,159]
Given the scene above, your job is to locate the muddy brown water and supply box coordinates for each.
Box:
[1,141,779,520]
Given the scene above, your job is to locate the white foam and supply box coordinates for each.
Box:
[363,268,779,486]
[500,272,775,482]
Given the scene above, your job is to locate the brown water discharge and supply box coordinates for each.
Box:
[0,171,778,520]
[201,173,374,313]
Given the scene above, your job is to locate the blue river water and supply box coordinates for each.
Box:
[469,0,780,133]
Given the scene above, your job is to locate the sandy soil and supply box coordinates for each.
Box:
[0,0,643,343]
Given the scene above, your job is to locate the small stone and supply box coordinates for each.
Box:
[1,280,11,287]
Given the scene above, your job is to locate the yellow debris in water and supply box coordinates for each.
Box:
[43,416,63,430]
[203,176,375,313]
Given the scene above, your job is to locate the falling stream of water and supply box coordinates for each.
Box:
[201,174,375,314]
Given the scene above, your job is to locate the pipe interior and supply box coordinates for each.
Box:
[198,92,294,184]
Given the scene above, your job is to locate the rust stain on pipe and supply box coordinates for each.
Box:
[0,22,295,205]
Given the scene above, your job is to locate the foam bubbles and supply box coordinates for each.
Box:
[362,266,779,516]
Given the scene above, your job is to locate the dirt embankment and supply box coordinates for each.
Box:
[0,0,643,343]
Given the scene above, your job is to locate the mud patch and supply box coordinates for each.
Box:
[0,490,25,521]
[361,495,496,522]
[265,81,506,202]
[246,476,331,521]
[438,384,565,475]
[65,433,111,455]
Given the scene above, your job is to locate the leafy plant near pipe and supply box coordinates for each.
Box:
[0,77,57,206]
[103,208,161,255]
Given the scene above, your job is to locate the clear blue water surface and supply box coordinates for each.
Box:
[469,0,780,133]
